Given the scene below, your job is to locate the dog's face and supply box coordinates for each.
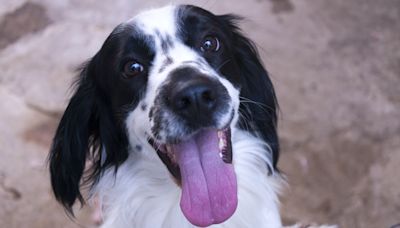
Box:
[125,6,240,151]
[49,5,279,227]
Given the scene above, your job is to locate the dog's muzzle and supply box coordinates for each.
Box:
[148,66,237,226]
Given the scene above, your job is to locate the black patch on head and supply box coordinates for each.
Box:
[176,5,241,86]
[135,145,142,151]
[109,26,155,117]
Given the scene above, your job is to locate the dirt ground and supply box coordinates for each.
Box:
[0,0,399,227]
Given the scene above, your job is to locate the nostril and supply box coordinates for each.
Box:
[173,87,217,112]
[201,90,215,104]
[176,96,191,110]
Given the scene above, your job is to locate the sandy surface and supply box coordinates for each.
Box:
[0,0,399,227]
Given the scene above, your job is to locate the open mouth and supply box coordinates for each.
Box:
[148,128,237,227]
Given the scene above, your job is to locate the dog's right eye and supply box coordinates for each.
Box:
[123,61,144,78]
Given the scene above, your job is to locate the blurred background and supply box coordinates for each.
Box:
[0,0,399,227]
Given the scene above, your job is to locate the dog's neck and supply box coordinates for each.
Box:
[95,129,282,228]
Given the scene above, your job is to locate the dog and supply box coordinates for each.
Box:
[49,4,281,228]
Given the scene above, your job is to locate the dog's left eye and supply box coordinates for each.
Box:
[123,61,144,78]
[200,36,220,52]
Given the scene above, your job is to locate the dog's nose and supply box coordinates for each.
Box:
[164,67,230,126]
[171,81,217,114]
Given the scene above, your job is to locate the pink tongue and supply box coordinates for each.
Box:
[171,129,237,227]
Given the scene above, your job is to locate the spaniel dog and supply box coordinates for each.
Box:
[49,4,281,228]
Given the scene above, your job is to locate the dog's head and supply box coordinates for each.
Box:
[49,5,279,226]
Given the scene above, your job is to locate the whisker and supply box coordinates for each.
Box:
[239,96,275,113]
[238,109,252,132]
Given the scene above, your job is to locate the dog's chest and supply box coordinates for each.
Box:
[97,130,282,228]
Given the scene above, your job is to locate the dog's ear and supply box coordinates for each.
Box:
[48,59,98,214]
[220,15,280,170]
[48,52,129,214]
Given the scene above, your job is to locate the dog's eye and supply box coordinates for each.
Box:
[123,61,144,78]
[200,36,220,52]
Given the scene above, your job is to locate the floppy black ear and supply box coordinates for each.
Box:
[48,61,97,213]
[48,55,129,214]
[221,15,280,170]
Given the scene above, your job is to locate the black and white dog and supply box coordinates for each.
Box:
[49,5,281,227]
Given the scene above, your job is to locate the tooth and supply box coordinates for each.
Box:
[219,138,225,150]
[219,152,223,158]
[217,131,223,139]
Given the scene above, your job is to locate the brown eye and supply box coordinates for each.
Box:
[123,61,144,78]
[200,36,220,52]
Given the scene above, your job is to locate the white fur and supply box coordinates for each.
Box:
[95,129,282,228]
